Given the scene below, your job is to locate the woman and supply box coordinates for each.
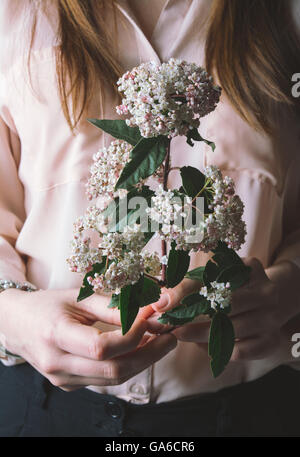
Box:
[0,0,299,437]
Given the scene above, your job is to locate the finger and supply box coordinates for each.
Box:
[74,292,122,326]
[242,257,268,281]
[146,313,174,334]
[231,310,272,340]
[54,316,148,360]
[139,333,153,346]
[171,321,210,343]
[138,304,156,319]
[76,294,156,325]
[101,332,177,383]
[151,258,267,315]
[230,288,262,316]
[58,333,177,383]
[152,278,200,313]
[231,332,280,361]
[229,258,270,317]
[231,283,276,319]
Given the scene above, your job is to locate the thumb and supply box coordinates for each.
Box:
[72,290,155,326]
[242,257,268,281]
[151,279,200,313]
[71,289,121,326]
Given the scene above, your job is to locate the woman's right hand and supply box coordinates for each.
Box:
[0,288,177,391]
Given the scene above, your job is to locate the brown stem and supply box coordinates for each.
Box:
[161,240,167,285]
[161,140,171,286]
[191,181,211,204]
[105,256,109,273]
[144,272,161,285]
[170,93,187,103]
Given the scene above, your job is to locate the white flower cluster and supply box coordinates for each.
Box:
[146,185,191,236]
[202,166,246,252]
[174,166,246,252]
[200,281,231,311]
[98,225,145,260]
[86,140,132,201]
[87,225,162,294]
[66,206,105,274]
[67,236,102,275]
[142,251,162,276]
[87,251,144,294]
[116,58,221,138]
[67,221,161,294]
[145,166,246,253]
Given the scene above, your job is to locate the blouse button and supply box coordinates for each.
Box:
[105,401,122,419]
[129,383,147,395]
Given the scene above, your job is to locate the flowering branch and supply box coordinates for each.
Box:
[161,139,171,285]
[67,58,250,377]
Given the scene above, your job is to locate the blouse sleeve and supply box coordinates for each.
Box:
[272,154,300,270]
[0,113,27,282]
[0,105,29,366]
[274,230,300,270]
[0,107,29,366]
[217,164,300,271]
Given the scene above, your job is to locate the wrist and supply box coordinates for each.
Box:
[0,288,35,360]
[0,287,29,313]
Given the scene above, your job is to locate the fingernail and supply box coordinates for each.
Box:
[153,293,171,312]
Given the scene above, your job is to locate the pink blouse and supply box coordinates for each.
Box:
[0,0,300,404]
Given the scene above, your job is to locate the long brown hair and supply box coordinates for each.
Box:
[29,0,300,133]
[205,0,300,133]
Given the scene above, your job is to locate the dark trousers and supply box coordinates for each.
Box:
[0,362,299,437]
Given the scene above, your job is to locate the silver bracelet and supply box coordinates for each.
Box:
[0,279,38,359]
[0,279,37,294]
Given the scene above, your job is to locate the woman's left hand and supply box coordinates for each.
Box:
[150,257,300,362]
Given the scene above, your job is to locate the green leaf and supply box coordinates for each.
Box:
[77,259,107,302]
[208,311,235,377]
[185,266,205,282]
[181,293,212,315]
[204,260,219,284]
[211,241,251,290]
[120,284,139,335]
[120,275,161,334]
[180,166,206,198]
[229,267,251,290]
[136,276,161,307]
[186,127,216,151]
[212,241,244,268]
[115,136,169,190]
[87,119,142,145]
[108,294,120,308]
[159,295,211,326]
[129,275,161,309]
[166,242,190,288]
[217,264,251,291]
[179,166,213,214]
[103,186,155,232]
